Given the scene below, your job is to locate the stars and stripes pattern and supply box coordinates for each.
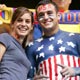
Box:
[39,54,80,80]
[27,30,80,80]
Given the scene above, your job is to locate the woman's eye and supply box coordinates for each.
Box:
[26,20,31,23]
[17,19,23,22]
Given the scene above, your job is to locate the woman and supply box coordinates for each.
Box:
[0,7,33,80]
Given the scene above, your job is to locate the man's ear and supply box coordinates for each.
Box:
[57,12,61,21]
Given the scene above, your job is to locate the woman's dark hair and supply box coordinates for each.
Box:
[10,7,34,48]
[11,7,33,24]
[35,0,59,14]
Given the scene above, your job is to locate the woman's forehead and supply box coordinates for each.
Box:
[20,13,31,18]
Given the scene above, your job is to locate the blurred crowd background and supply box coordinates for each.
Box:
[0,0,80,9]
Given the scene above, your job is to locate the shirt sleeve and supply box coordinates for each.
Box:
[0,33,10,48]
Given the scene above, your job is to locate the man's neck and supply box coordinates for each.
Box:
[43,27,59,37]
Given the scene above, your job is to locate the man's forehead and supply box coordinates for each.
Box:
[37,4,54,11]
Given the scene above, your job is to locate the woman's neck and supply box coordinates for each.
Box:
[10,32,24,45]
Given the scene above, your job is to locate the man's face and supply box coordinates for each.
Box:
[52,0,71,10]
[37,3,59,31]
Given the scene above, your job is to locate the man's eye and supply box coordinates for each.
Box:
[38,13,44,18]
[47,11,53,15]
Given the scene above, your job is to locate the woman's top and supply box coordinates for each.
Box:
[0,33,31,80]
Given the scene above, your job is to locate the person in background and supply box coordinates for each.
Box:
[0,7,33,80]
[26,0,80,80]
[51,0,72,11]
[0,4,11,34]
[0,4,6,8]
[51,0,80,33]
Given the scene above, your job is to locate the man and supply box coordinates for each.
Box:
[26,0,80,80]
[33,0,80,36]
[34,0,80,39]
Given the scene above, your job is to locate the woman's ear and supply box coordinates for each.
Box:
[30,24,34,31]
[69,0,72,4]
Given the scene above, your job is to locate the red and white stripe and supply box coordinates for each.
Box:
[39,54,80,80]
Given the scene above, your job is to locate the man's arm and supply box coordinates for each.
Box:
[57,64,80,80]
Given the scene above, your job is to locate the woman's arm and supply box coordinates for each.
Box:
[0,43,6,61]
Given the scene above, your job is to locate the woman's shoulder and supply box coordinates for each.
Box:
[0,33,10,37]
[0,33,11,42]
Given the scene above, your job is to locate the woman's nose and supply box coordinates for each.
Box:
[60,0,64,2]
[22,21,26,25]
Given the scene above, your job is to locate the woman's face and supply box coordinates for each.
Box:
[12,13,33,37]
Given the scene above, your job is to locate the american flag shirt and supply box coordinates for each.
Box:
[26,30,80,80]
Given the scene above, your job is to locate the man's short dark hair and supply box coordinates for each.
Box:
[35,0,59,14]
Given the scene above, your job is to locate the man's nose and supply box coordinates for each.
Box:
[44,13,49,19]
